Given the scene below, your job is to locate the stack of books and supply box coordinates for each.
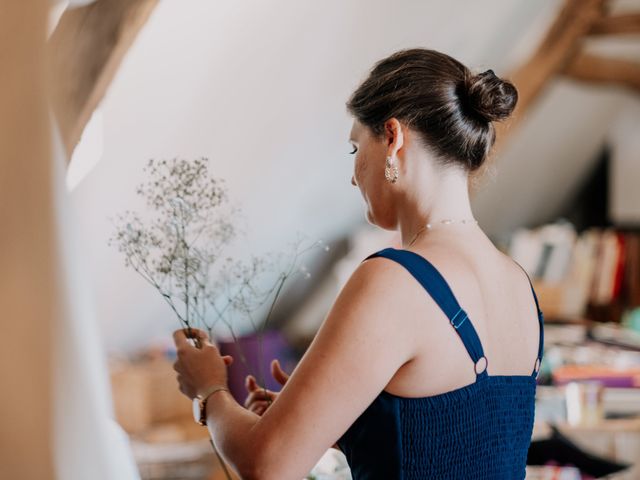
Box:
[508,221,640,322]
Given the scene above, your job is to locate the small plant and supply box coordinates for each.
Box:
[108,157,329,478]
[108,157,327,340]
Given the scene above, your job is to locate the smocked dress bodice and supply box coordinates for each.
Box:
[336,247,544,480]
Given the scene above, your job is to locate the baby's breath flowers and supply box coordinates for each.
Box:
[108,156,329,390]
[108,158,238,344]
[108,157,329,478]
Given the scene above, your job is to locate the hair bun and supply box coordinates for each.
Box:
[464,69,518,122]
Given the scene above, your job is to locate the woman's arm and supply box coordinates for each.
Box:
[198,256,418,480]
[242,366,343,452]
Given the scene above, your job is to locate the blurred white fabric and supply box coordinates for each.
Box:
[46,2,139,477]
[307,448,352,480]
[50,115,140,479]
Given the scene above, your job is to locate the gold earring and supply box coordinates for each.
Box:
[384,156,399,183]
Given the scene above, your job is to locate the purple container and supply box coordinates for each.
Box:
[555,376,638,389]
[218,330,297,404]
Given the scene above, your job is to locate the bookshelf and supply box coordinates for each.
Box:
[509,222,640,325]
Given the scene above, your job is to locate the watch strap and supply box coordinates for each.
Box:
[198,385,230,426]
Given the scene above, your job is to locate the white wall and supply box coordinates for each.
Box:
[472,79,628,244]
[609,97,640,226]
[66,0,638,354]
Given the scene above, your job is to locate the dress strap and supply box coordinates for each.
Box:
[363,247,488,377]
[512,261,545,377]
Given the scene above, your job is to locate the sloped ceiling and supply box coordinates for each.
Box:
[63,0,639,353]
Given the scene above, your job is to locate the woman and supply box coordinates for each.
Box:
[173,47,544,479]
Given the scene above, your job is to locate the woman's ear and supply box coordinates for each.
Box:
[384,117,404,158]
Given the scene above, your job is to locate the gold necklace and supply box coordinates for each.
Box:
[407,218,478,247]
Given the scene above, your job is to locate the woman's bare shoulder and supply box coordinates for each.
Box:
[339,250,448,331]
[347,248,440,301]
[336,252,416,311]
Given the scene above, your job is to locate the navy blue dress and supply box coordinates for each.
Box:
[336,248,544,479]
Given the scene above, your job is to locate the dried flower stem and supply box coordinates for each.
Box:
[108,158,329,478]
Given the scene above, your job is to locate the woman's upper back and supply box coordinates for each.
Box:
[381,232,542,398]
[336,239,544,479]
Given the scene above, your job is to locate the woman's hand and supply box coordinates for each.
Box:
[243,359,290,415]
[172,327,234,400]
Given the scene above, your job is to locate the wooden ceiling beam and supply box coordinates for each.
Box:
[47,0,159,161]
[503,0,608,121]
[472,0,609,187]
[589,13,640,36]
[0,1,55,478]
[564,51,640,92]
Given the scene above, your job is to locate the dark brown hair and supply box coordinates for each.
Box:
[346,48,518,172]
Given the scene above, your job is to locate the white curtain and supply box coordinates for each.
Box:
[50,117,140,479]
[45,1,140,477]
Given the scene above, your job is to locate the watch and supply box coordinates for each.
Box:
[192,385,230,426]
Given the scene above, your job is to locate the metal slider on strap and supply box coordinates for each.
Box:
[450,307,468,329]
